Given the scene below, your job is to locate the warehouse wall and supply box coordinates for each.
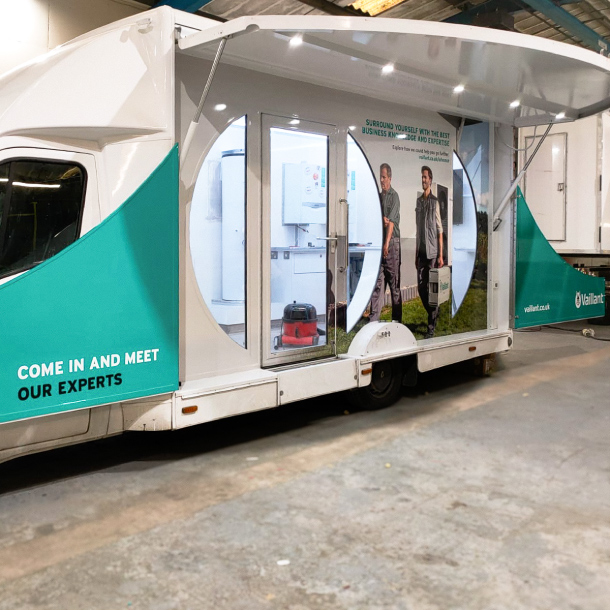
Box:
[0,0,148,75]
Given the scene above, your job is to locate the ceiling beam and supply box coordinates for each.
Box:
[152,0,214,12]
[519,0,609,53]
[444,0,521,24]
[444,0,607,53]
[444,0,576,25]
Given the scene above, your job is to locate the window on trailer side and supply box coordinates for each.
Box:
[190,116,247,348]
[0,160,85,279]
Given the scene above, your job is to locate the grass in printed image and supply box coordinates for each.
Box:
[395,279,488,339]
[336,280,487,354]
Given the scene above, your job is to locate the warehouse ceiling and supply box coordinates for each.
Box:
[139,0,610,54]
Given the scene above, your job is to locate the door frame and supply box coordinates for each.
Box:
[261,114,345,367]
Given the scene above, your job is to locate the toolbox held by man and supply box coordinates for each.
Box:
[429,267,451,306]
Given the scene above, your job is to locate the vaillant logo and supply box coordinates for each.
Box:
[575,291,605,309]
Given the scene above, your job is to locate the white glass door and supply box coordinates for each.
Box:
[262,115,339,366]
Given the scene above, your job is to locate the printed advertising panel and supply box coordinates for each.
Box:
[515,189,605,327]
[0,147,179,424]
[338,110,489,350]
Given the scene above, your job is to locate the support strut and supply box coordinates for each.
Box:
[180,36,228,165]
[493,121,553,231]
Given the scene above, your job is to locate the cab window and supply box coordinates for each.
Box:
[0,160,86,278]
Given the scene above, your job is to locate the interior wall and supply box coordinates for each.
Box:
[0,0,147,75]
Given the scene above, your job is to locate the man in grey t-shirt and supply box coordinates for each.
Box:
[369,163,402,322]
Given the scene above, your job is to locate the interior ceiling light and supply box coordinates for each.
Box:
[453,84,465,93]
[555,112,566,119]
[13,182,60,189]
[510,100,520,108]
[382,63,394,74]
[289,35,303,47]
[350,0,408,16]
[214,103,227,111]
[289,119,300,125]
[349,125,356,130]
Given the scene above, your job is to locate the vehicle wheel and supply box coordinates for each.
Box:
[348,359,403,410]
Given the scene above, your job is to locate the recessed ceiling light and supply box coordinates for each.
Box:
[290,35,303,47]
[289,119,300,125]
[555,112,566,120]
[214,103,227,111]
[382,63,394,74]
[396,134,407,139]
[349,125,356,131]
[453,84,465,93]
[510,100,520,108]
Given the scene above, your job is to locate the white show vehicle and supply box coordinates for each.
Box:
[0,7,608,463]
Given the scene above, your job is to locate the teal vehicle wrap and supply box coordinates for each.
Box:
[0,146,179,424]
[515,188,605,328]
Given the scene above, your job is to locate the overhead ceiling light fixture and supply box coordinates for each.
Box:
[555,112,566,120]
[349,126,356,131]
[382,63,394,74]
[290,35,303,47]
[214,103,227,111]
[453,84,465,93]
[289,119,300,125]
[510,100,520,108]
[351,0,408,16]
[13,182,61,189]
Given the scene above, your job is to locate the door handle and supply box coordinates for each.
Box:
[317,236,337,254]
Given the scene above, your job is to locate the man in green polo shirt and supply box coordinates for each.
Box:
[369,163,402,322]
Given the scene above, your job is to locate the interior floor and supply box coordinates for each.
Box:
[0,321,608,609]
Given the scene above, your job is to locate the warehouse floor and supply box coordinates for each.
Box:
[0,322,608,610]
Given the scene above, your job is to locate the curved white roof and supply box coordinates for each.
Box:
[179,15,610,126]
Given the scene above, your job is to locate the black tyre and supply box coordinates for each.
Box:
[348,359,403,410]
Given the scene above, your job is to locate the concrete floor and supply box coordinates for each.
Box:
[0,322,609,609]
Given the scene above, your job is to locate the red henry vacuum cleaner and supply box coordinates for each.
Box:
[274,302,320,349]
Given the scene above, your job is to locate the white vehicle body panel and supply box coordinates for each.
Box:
[1,7,609,463]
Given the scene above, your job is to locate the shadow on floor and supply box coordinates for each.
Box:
[0,359,486,494]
